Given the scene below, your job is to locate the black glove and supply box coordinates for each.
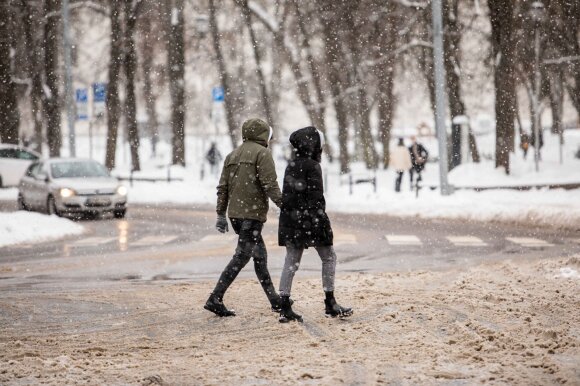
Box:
[216,215,229,233]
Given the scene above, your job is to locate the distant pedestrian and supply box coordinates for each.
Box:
[205,142,222,175]
[408,136,429,190]
[390,138,412,192]
[520,133,530,159]
[277,126,353,322]
[204,118,284,317]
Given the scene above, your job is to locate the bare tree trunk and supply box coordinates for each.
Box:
[489,0,515,174]
[376,5,396,170]
[548,68,564,136]
[43,0,61,156]
[105,0,122,170]
[19,0,43,152]
[123,0,141,171]
[208,0,237,148]
[344,7,376,170]
[292,1,332,160]
[140,28,159,158]
[319,3,349,173]
[236,0,274,126]
[167,0,185,166]
[444,0,464,169]
[0,1,19,145]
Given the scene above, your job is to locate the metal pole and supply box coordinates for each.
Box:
[432,0,451,195]
[533,27,541,172]
[559,132,563,164]
[62,0,76,157]
[88,119,93,160]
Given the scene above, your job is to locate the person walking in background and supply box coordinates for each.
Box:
[390,138,412,192]
[277,126,353,323]
[205,142,222,175]
[408,136,429,190]
[204,118,284,317]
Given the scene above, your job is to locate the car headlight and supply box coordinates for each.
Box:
[116,186,128,196]
[59,188,76,198]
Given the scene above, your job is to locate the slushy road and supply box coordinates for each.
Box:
[1,202,579,285]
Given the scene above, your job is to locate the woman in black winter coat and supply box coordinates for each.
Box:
[277,126,352,322]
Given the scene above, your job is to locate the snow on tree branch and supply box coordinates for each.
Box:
[248,0,279,33]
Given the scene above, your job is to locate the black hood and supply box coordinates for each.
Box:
[289,126,323,162]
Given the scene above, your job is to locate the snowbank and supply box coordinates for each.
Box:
[0,212,85,247]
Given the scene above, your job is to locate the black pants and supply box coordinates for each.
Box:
[395,171,404,192]
[409,167,422,188]
[211,218,278,304]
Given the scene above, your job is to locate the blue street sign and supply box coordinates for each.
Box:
[212,86,224,102]
[76,88,88,103]
[76,88,89,120]
[93,83,106,102]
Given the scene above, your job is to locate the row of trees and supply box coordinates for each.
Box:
[1,0,579,174]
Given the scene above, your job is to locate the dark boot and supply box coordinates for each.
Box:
[204,293,236,317]
[270,295,293,313]
[324,291,353,318]
[279,295,303,323]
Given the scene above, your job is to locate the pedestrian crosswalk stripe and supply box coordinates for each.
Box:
[447,236,487,247]
[68,237,117,247]
[132,235,178,246]
[386,235,422,245]
[506,237,554,247]
[200,234,237,242]
[335,233,357,245]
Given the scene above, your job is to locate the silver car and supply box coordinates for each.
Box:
[18,158,128,218]
[0,144,41,188]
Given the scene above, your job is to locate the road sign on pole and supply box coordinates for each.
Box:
[92,83,106,118]
[75,88,89,121]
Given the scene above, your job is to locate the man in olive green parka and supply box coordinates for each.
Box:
[204,118,283,317]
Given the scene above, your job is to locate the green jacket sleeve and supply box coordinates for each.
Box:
[256,149,282,208]
[216,157,229,216]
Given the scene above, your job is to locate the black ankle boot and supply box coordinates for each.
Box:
[271,295,293,313]
[324,292,353,318]
[204,293,236,317]
[279,295,303,323]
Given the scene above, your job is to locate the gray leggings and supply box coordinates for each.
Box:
[279,245,336,296]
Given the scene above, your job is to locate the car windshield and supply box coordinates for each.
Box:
[50,161,110,179]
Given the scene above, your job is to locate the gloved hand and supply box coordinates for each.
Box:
[216,215,229,233]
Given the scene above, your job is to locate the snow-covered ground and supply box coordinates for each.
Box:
[115,128,580,228]
[0,212,85,247]
[1,128,579,248]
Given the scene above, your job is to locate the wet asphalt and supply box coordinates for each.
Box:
[1,200,579,286]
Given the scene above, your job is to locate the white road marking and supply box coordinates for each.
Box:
[334,233,357,246]
[385,235,422,245]
[132,235,178,246]
[506,237,554,247]
[67,237,117,247]
[447,236,487,247]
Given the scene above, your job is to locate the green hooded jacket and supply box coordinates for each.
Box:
[216,118,282,222]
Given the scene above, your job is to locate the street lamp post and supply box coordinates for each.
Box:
[432,0,452,195]
[528,1,546,172]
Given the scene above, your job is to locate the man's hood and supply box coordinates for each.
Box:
[289,126,323,162]
[242,118,271,147]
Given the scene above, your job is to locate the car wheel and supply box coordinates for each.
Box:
[17,193,28,211]
[113,209,126,219]
[47,195,59,216]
